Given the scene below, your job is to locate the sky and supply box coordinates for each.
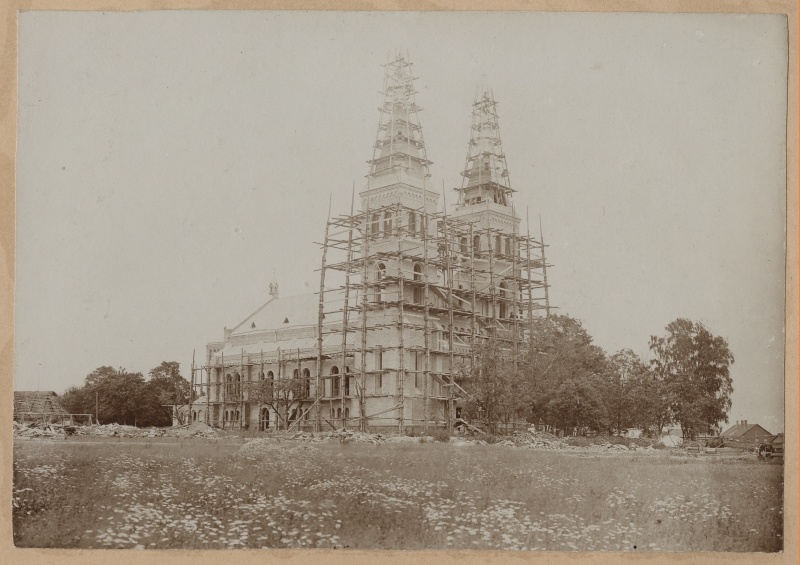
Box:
[15,11,788,431]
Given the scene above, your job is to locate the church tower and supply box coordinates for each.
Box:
[359,54,440,303]
[452,89,521,322]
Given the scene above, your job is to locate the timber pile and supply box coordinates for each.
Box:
[502,429,568,450]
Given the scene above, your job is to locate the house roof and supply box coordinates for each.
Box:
[13,391,69,415]
[721,422,772,438]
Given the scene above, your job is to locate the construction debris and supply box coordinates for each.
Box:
[13,421,219,440]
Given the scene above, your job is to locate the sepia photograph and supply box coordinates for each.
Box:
[9,7,793,556]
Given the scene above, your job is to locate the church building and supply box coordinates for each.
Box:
[189,54,550,433]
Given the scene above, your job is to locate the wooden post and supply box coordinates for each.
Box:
[206,366,210,425]
[539,216,551,319]
[397,203,406,435]
[315,196,332,432]
[359,199,370,432]
[190,349,196,424]
[341,185,355,429]
[221,351,226,430]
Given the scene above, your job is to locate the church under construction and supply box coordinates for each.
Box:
[189,55,551,433]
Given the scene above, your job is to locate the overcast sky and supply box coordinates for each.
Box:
[16,11,788,431]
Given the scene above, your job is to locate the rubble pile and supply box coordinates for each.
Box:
[13,421,220,440]
[503,428,568,450]
[329,428,386,444]
[13,421,68,439]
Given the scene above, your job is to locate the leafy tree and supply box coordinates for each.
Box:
[602,349,648,435]
[60,363,190,427]
[546,373,609,435]
[522,315,608,432]
[649,318,734,439]
[147,361,190,426]
[462,338,523,432]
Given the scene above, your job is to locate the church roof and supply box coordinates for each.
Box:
[230,292,344,336]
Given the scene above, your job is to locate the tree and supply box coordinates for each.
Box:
[649,318,734,439]
[60,363,190,427]
[246,369,308,431]
[546,373,609,435]
[601,349,648,435]
[147,361,190,426]
[463,338,523,432]
[521,315,608,433]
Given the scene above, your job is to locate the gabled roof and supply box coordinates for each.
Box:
[721,422,772,438]
[14,391,68,415]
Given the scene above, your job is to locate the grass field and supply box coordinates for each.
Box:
[13,436,783,551]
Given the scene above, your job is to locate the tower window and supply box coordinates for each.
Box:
[413,263,423,304]
[383,211,393,235]
[408,211,416,237]
[375,263,386,303]
[473,235,481,254]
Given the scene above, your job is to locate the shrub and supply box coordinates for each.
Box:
[431,428,450,442]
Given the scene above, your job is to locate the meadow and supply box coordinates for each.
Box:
[13,436,783,551]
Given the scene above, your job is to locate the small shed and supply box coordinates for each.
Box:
[13,391,69,423]
[721,420,773,446]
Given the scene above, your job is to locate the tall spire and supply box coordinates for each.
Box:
[367,53,432,186]
[456,88,515,209]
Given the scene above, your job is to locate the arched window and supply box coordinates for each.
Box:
[192,411,197,421]
[499,280,509,319]
[331,366,340,397]
[258,370,265,381]
[260,407,269,431]
[383,211,393,235]
[234,372,241,397]
[235,409,240,421]
[460,236,468,255]
[473,234,481,254]
[413,263,423,304]
[408,211,416,237]
[225,373,232,395]
[375,263,386,303]
[505,237,513,257]
[345,407,350,418]
[344,367,352,396]
[495,235,502,255]
[302,368,311,398]
[337,407,342,419]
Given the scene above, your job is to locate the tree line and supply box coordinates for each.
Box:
[60,361,190,427]
[462,316,734,440]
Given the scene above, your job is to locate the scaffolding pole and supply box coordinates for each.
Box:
[396,203,406,435]
[360,201,370,431]
[340,186,355,429]
[315,197,332,432]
